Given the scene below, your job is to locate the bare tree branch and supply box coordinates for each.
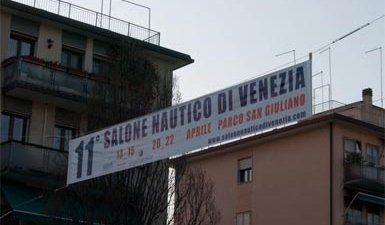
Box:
[173,167,221,225]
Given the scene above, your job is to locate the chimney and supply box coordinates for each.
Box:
[362,88,373,105]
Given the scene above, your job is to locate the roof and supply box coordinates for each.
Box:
[1,0,194,70]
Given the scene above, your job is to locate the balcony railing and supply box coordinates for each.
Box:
[8,0,160,45]
[1,140,68,177]
[2,56,97,102]
[345,163,385,195]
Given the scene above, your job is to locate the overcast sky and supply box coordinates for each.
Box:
[150,0,385,107]
[33,0,385,106]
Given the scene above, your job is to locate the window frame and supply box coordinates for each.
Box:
[61,46,84,70]
[238,157,252,184]
[236,211,251,225]
[53,125,76,151]
[92,54,111,76]
[343,138,362,163]
[8,32,36,57]
[367,205,380,225]
[365,144,379,165]
[345,204,363,224]
[1,112,27,143]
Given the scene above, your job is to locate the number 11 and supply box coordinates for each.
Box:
[75,137,94,179]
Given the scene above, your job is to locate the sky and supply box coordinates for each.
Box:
[34,0,385,107]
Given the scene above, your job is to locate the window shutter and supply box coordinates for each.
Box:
[11,16,39,37]
[62,31,86,50]
[238,158,252,170]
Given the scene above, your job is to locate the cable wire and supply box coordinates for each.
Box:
[244,14,385,82]
[313,14,385,55]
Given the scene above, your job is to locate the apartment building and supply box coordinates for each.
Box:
[0,0,193,224]
[185,88,385,225]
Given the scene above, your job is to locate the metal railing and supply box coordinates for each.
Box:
[313,100,385,128]
[9,0,160,45]
[312,100,346,114]
[345,163,385,185]
[2,57,96,101]
[1,140,68,176]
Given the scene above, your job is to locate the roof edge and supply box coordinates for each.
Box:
[1,0,194,70]
[184,113,384,160]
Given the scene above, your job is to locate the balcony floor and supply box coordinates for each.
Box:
[3,80,87,112]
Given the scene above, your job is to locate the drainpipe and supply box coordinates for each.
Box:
[42,104,48,171]
[42,104,48,146]
[330,122,334,225]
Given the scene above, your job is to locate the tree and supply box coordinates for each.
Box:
[172,167,221,225]
[86,41,161,131]
[172,74,182,105]
[48,40,220,225]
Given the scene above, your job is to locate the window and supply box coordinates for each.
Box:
[1,113,27,142]
[236,211,251,225]
[238,157,252,183]
[53,126,76,151]
[344,138,361,163]
[366,144,379,165]
[346,206,362,224]
[92,57,110,76]
[61,48,83,69]
[7,34,34,57]
[367,206,380,225]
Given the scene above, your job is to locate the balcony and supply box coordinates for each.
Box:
[2,56,98,111]
[1,140,67,187]
[345,163,385,195]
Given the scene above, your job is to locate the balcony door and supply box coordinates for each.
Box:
[1,113,27,143]
[61,48,83,70]
[53,125,76,151]
[8,34,35,57]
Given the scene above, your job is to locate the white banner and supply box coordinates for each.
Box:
[67,61,312,184]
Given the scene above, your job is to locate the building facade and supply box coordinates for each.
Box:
[185,89,385,225]
[0,0,193,224]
